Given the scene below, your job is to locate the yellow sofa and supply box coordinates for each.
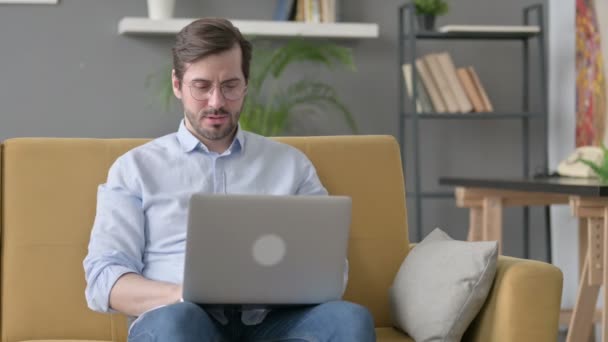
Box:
[0,135,562,342]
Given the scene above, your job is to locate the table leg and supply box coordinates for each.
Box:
[588,218,604,342]
[587,218,604,286]
[567,254,601,342]
[567,216,603,342]
[468,207,483,241]
[580,218,588,278]
[603,208,608,342]
[482,196,503,254]
[578,218,596,342]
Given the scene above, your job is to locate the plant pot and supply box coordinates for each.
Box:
[147,0,176,20]
[416,14,436,31]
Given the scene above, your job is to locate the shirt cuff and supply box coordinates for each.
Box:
[96,265,139,313]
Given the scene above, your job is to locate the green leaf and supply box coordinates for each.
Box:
[241,39,358,136]
[146,63,174,112]
[578,158,608,182]
[601,143,608,169]
[414,0,449,15]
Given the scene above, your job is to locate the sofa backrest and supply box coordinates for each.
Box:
[0,135,409,341]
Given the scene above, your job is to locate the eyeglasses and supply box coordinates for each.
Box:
[188,80,247,101]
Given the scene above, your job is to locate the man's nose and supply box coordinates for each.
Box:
[207,87,226,108]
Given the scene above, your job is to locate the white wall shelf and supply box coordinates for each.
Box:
[0,0,58,3]
[118,17,379,39]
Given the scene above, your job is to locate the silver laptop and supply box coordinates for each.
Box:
[182,194,352,305]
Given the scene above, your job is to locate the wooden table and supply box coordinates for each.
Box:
[439,176,608,342]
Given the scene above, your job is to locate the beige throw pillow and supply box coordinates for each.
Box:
[390,228,498,342]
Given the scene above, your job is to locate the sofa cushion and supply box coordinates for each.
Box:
[389,228,498,342]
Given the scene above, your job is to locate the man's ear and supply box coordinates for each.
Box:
[172,69,183,99]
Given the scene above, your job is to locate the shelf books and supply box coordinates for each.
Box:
[401,51,494,113]
[282,0,338,23]
[273,0,297,21]
[466,66,493,111]
[456,68,485,112]
[415,59,446,112]
[402,64,433,112]
[424,53,459,113]
[435,52,473,113]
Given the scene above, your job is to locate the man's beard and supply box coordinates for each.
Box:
[185,107,240,141]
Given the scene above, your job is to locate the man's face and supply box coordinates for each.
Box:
[172,45,246,144]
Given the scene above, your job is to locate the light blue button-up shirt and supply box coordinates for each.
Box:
[83,120,332,326]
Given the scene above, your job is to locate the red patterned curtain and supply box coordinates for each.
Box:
[576,0,607,146]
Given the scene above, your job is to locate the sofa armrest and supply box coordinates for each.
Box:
[464,255,563,342]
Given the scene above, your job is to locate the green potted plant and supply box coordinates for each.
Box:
[414,0,449,31]
[147,39,358,137]
[241,38,357,136]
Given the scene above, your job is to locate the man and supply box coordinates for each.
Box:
[83,17,375,342]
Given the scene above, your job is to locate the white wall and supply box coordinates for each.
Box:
[592,1,607,338]
[548,0,577,314]
[597,0,608,145]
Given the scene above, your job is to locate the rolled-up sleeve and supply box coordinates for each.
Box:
[83,157,145,313]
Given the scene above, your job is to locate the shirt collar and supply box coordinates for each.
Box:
[176,119,245,154]
[176,119,200,153]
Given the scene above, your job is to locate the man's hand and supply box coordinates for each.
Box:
[109,273,182,317]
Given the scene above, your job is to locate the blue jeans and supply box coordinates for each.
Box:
[128,301,376,342]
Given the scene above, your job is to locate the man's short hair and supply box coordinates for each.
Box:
[172,17,253,87]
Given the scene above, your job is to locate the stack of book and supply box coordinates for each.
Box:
[402,52,493,114]
[273,0,339,23]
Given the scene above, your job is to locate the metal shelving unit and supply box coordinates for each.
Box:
[398,3,549,259]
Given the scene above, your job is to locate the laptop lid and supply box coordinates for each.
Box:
[182,194,352,305]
